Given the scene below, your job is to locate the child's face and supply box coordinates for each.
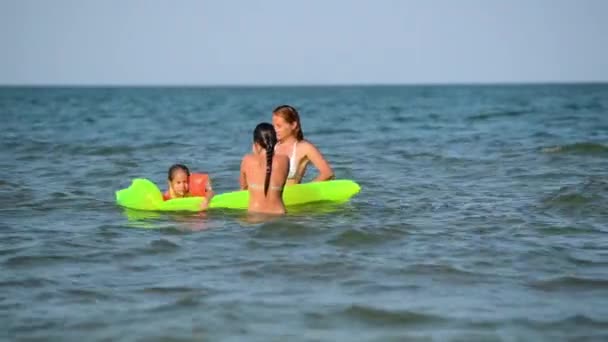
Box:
[169,170,190,197]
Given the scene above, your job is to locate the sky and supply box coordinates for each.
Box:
[1,0,607,85]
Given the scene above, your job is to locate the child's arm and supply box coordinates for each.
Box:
[201,178,214,210]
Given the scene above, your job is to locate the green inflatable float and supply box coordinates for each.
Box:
[115,178,361,212]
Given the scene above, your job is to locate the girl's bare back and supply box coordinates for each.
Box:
[242,153,289,214]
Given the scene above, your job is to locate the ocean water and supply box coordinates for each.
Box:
[1,84,607,341]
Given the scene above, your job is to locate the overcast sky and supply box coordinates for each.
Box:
[1,0,607,85]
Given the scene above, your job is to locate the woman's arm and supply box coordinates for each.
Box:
[304,141,334,182]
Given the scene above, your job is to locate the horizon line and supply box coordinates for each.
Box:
[1,80,607,88]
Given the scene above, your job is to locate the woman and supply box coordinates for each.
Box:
[239,123,290,214]
[271,105,334,185]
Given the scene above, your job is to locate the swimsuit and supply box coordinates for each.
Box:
[248,183,283,191]
[287,141,298,180]
[247,142,297,191]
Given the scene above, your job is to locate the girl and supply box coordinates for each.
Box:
[164,164,191,200]
[239,123,290,214]
[164,164,213,209]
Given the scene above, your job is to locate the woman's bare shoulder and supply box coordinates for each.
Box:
[298,139,323,153]
[299,139,313,147]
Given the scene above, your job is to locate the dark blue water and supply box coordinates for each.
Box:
[1,85,608,341]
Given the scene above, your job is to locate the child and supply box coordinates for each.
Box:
[164,164,214,209]
[239,123,289,214]
[164,164,192,200]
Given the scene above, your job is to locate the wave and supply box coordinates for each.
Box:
[550,183,608,201]
[0,277,58,288]
[312,127,360,136]
[4,254,78,268]
[341,304,446,326]
[544,193,593,206]
[134,239,181,255]
[529,275,608,291]
[466,314,608,331]
[536,225,600,236]
[304,304,446,327]
[305,305,608,337]
[467,109,529,121]
[148,294,202,313]
[563,101,604,111]
[541,142,608,156]
[140,286,207,295]
[251,221,322,238]
[328,226,409,247]
[61,288,117,302]
[397,263,480,278]
[540,178,608,215]
[566,252,608,266]
[516,314,608,329]
[393,150,483,164]
[12,138,192,157]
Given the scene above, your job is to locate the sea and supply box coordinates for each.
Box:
[1,84,607,341]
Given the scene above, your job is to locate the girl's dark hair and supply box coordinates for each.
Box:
[272,104,303,141]
[253,122,278,196]
[168,164,190,180]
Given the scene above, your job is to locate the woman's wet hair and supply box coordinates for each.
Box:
[253,122,278,196]
[273,104,304,141]
[168,164,190,180]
